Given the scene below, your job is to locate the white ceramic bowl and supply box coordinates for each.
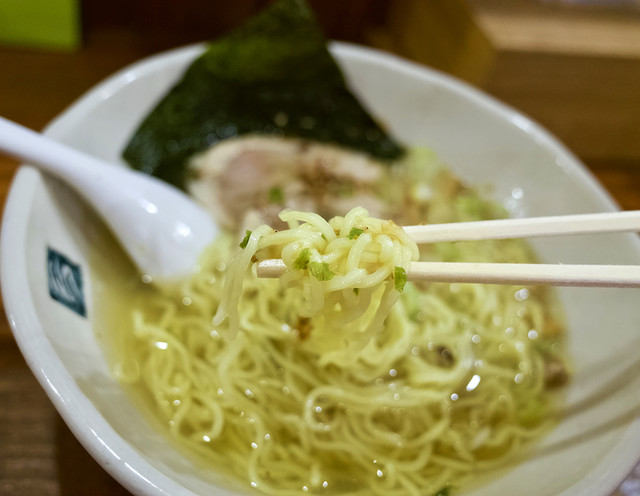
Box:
[2,42,640,496]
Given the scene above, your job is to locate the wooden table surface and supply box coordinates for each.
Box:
[1,26,640,496]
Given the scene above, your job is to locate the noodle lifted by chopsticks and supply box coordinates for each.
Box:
[214,207,420,362]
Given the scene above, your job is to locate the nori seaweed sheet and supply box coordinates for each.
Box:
[122,0,405,190]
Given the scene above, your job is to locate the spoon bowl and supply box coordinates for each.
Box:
[0,116,216,283]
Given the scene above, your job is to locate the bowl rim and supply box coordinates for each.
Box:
[2,41,639,496]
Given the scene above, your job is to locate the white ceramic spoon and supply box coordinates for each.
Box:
[0,116,217,283]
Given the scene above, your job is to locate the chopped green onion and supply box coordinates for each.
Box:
[353,288,359,295]
[239,230,252,249]
[293,248,311,270]
[309,261,335,281]
[268,186,284,204]
[434,487,450,496]
[348,227,364,239]
[394,266,407,292]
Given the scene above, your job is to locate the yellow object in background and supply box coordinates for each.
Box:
[0,0,81,50]
[367,0,495,86]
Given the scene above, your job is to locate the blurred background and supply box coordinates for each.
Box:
[1,0,640,494]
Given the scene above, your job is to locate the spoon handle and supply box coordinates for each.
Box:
[0,116,130,205]
[0,116,135,201]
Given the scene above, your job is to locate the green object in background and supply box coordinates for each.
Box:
[0,0,81,50]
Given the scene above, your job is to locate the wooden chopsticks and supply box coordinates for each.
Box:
[256,210,640,288]
[401,210,640,244]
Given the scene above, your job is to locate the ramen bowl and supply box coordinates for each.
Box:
[2,42,640,496]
